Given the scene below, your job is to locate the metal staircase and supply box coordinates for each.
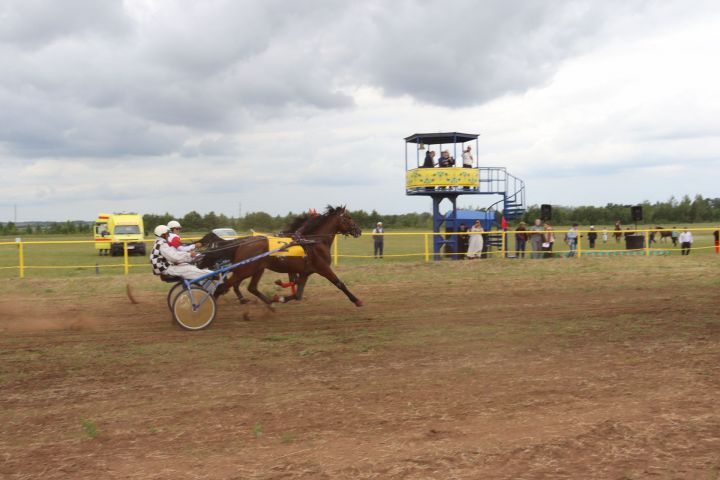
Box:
[482,168,526,248]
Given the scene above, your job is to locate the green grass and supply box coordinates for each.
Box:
[81,418,100,439]
[0,225,717,277]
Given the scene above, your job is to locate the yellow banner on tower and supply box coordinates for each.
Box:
[406,168,479,189]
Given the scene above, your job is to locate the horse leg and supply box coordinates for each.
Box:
[274,273,309,303]
[246,269,275,310]
[316,266,362,307]
[232,284,251,304]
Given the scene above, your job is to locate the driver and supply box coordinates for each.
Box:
[167,220,196,252]
[150,225,212,280]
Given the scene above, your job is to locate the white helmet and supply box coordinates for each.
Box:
[167,220,181,229]
[154,225,169,237]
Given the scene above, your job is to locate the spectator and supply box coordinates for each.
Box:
[372,222,384,259]
[529,219,544,259]
[515,222,528,258]
[457,223,469,259]
[438,150,455,168]
[422,150,436,168]
[461,146,473,168]
[671,227,679,247]
[466,220,484,259]
[714,227,719,254]
[565,223,578,257]
[543,222,555,258]
[587,226,598,249]
[601,227,608,244]
[679,227,693,255]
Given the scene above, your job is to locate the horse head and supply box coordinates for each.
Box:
[327,205,362,238]
[196,231,225,249]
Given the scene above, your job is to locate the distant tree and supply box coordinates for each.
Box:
[181,211,204,231]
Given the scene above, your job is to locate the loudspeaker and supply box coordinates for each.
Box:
[540,204,552,221]
[631,205,643,222]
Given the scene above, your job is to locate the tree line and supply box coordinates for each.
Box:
[2,195,718,236]
[520,195,720,226]
[141,209,434,233]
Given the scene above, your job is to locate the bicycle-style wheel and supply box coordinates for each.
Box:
[167,283,185,310]
[172,285,216,331]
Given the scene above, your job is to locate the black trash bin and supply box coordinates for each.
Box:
[625,235,645,250]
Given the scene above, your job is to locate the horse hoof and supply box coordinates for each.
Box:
[272,294,284,303]
[354,300,364,307]
[239,298,251,305]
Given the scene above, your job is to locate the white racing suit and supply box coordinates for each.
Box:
[159,242,212,280]
[168,232,196,252]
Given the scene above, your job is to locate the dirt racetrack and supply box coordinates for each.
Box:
[1,257,719,479]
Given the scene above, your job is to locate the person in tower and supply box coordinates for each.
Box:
[150,225,212,280]
[167,220,196,252]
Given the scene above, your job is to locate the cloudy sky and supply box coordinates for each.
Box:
[1,0,719,221]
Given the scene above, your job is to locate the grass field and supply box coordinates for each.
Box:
[0,224,718,278]
[1,255,719,478]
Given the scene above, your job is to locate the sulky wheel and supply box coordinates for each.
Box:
[172,285,216,331]
[167,283,185,310]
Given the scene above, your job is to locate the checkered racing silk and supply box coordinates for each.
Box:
[150,238,169,275]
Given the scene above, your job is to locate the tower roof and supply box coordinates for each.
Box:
[404,132,478,145]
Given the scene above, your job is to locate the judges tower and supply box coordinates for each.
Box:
[404,132,526,259]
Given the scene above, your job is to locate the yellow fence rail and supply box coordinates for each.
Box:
[0,227,718,277]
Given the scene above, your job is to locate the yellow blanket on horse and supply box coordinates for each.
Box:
[252,232,305,257]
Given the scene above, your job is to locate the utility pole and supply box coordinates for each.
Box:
[14,204,17,223]
[238,201,242,219]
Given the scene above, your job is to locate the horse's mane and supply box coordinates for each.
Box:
[283,205,346,235]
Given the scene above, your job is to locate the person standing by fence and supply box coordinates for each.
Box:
[515,222,528,258]
[714,228,719,254]
[565,223,578,257]
[467,220,484,259]
[543,223,555,258]
[587,226,598,249]
[372,222,384,259]
[529,219,544,259]
[679,228,693,255]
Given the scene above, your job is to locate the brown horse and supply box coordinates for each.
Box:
[195,235,276,307]
[269,205,363,306]
[613,221,623,243]
[197,206,364,307]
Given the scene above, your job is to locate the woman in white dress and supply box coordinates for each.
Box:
[467,220,484,259]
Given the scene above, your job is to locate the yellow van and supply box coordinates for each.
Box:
[94,213,146,256]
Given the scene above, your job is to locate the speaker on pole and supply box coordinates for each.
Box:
[540,204,552,221]
[631,205,643,222]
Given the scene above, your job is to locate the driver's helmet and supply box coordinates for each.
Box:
[154,225,169,237]
[167,220,181,229]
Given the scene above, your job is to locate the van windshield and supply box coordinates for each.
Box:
[115,225,141,235]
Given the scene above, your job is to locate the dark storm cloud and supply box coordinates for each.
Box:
[0,0,642,159]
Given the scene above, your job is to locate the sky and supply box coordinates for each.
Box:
[1,0,719,222]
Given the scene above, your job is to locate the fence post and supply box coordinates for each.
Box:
[123,241,129,275]
[18,241,24,278]
[644,228,649,256]
[332,234,338,266]
[501,230,506,258]
[424,234,430,262]
[577,231,582,258]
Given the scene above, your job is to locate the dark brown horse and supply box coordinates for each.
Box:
[654,226,673,242]
[613,221,623,243]
[270,205,363,306]
[197,206,364,307]
[194,235,276,306]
